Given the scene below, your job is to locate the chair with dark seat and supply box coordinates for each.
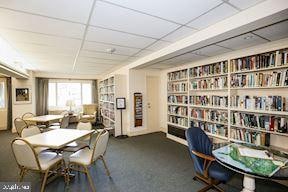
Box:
[185,127,233,192]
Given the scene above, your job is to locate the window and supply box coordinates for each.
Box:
[48,80,92,108]
[0,81,5,108]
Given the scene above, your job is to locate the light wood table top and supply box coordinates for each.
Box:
[25,129,94,149]
[24,115,63,123]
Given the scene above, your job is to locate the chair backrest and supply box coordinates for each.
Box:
[185,127,213,175]
[14,118,28,136]
[77,122,92,130]
[83,104,97,115]
[11,138,41,171]
[60,110,69,116]
[60,115,70,128]
[22,112,35,120]
[91,130,109,163]
[21,125,41,138]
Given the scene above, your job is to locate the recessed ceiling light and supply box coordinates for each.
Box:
[244,35,254,40]
[106,48,116,54]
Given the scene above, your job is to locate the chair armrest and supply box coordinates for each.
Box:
[191,150,215,161]
[191,150,215,178]
[93,111,97,116]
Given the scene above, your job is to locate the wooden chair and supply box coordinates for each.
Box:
[11,138,65,192]
[48,115,70,130]
[68,130,110,192]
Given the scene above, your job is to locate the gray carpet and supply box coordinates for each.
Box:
[0,129,287,192]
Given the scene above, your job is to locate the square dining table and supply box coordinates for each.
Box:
[24,115,63,127]
[24,129,94,149]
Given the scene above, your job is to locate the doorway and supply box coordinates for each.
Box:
[0,78,7,130]
[146,76,160,133]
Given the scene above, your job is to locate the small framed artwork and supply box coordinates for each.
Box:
[14,87,31,104]
[116,97,126,109]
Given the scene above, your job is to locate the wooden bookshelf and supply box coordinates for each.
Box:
[166,48,288,147]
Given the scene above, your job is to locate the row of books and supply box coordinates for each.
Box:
[110,111,115,121]
[190,95,228,108]
[168,116,188,127]
[168,106,188,116]
[191,121,227,137]
[231,128,270,146]
[230,95,288,111]
[100,94,114,102]
[190,76,228,90]
[167,95,188,104]
[168,82,187,92]
[230,50,288,73]
[100,77,114,87]
[99,85,114,94]
[231,112,288,133]
[190,61,228,77]
[168,69,187,81]
[190,109,228,124]
[230,70,288,88]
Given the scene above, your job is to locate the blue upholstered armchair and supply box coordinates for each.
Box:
[185,127,233,192]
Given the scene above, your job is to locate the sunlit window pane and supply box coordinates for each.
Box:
[48,81,92,108]
[48,83,56,106]
[0,82,5,108]
[82,83,92,104]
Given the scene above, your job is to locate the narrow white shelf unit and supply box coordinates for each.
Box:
[99,75,126,137]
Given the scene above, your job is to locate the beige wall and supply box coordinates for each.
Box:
[12,71,36,132]
[158,38,288,149]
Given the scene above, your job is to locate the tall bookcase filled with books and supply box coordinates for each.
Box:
[189,61,229,140]
[229,48,288,147]
[99,75,126,137]
[167,48,288,150]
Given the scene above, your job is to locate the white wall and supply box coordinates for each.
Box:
[12,71,36,132]
[128,69,161,136]
[158,38,288,149]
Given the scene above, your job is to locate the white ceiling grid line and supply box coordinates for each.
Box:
[72,0,97,71]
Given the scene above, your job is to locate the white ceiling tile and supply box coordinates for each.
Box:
[188,3,238,30]
[162,26,198,42]
[134,50,153,57]
[105,0,222,24]
[146,40,171,51]
[0,9,85,38]
[192,45,231,57]
[11,43,77,55]
[228,0,266,10]
[91,1,179,38]
[0,29,82,49]
[86,26,155,49]
[217,33,268,50]
[253,20,288,41]
[77,56,120,64]
[80,50,129,60]
[83,41,141,56]
[0,0,93,23]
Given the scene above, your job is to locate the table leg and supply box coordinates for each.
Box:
[241,175,255,192]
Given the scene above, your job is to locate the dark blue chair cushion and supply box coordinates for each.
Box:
[209,161,234,182]
[185,127,233,182]
[186,127,213,174]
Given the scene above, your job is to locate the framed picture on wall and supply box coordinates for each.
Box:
[14,87,31,104]
[116,97,126,109]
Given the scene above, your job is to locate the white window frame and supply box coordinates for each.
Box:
[48,79,93,109]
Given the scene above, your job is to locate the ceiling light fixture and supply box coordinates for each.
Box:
[106,48,116,54]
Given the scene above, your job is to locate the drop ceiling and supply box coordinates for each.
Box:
[144,19,288,69]
[0,0,279,75]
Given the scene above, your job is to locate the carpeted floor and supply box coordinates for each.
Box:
[0,128,287,192]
